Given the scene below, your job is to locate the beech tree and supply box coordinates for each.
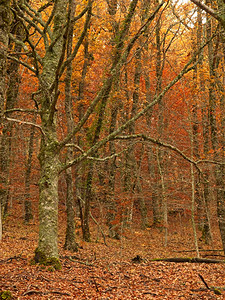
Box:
[0,0,11,241]
[2,0,168,267]
[1,0,215,269]
[190,0,225,253]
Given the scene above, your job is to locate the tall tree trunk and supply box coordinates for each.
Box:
[154,10,164,227]
[81,0,140,241]
[197,8,212,243]
[64,0,78,252]
[106,104,119,238]
[0,0,11,240]
[206,7,225,252]
[123,47,142,226]
[34,0,68,267]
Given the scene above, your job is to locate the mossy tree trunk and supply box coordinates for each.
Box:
[81,0,140,241]
[37,139,61,261]
[64,0,78,252]
[206,6,225,253]
[33,0,68,265]
[0,0,11,239]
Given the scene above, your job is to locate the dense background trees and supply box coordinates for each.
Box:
[0,0,225,267]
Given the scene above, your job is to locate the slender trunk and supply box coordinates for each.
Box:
[82,0,140,240]
[64,0,78,252]
[123,47,142,226]
[191,136,200,257]
[24,116,36,223]
[0,204,2,241]
[107,105,119,238]
[206,7,225,252]
[153,10,164,227]
[157,147,167,245]
[135,146,148,229]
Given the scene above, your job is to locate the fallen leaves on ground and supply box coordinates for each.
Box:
[0,209,225,299]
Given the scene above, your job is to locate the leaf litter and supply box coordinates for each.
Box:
[0,207,225,299]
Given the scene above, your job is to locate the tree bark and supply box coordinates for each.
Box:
[34,0,68,267]
[64,0,78,252]
[24,116,36,223]
[206,5,225,253]
[0,0,11,240]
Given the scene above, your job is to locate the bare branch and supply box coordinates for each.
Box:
[59,1,164,150]
[59,1,93,77]
[5,117,44,135]
[5,108,38,114]
[8,33,29,51]
[86,146,131,162]
[65,144,84,153]
[196,159,225,166]
[190,0,221,22]
[7,55,37,73]
[23,1,47,29]
[116,134,195,163]
[59,42,202,172]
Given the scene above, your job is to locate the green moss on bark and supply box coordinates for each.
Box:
[31,248,61,270]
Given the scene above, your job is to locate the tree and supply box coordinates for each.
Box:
[0,0,11,241]
[2,0,209,267]
[4,0,165,266]
[190,0,225,253]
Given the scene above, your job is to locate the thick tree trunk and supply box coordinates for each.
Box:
[34,0,68,268]
[36,141,60,265]
[1,17,23,219]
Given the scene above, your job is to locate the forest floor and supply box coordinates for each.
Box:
[1,204,225,299]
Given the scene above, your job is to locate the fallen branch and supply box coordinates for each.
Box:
[0,255,26,263]
[67,256,94,266]
[198,274,222,295]
[149,257,225,263]
[203,254,225,258]
[173,249,224,253]
[23,290,42,296]
[23,290,72,296]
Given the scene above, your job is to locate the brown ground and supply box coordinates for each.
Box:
[1,204,225,299]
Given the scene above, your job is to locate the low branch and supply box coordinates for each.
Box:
[8,33,28,51]
[198,274,223,295]
[86,146,132,162]
[115,134,203,173]
[67,256,94,266]
[65,144,84,153]
[196,159,225,165]
[5,117,44,135]
[5,108,38,114]
[7,55,37,74]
